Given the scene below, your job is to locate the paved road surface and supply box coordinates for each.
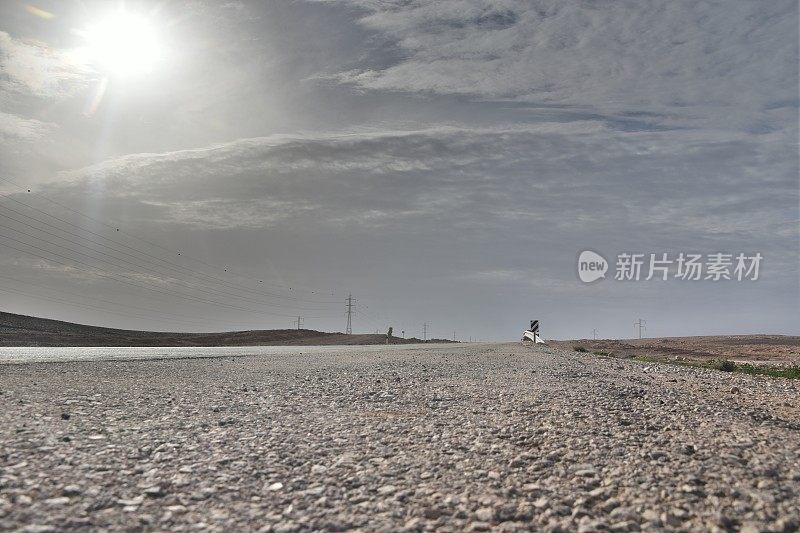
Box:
[1,343,798,531]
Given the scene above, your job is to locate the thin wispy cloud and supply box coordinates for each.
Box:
[0,31,88,97]
[327,0,797,130]
[0,111,52,139]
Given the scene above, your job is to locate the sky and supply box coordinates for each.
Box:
[0,0,797,341]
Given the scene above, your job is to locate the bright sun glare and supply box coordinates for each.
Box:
[83,10,161,76]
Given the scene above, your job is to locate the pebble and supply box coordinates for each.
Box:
[61,485,81,496]
[0,343,796,531]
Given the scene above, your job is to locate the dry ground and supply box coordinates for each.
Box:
[550,335,800,366]
[1,342,798,532]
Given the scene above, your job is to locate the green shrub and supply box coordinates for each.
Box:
[574,346,588,353]
[711,359,737,372]
[593,351,609,356]
[736,364,800,379]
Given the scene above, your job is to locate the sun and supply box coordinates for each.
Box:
[82,10,161,77]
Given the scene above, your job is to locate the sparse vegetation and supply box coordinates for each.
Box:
[736,364,800,379]
[574,346,588,352]
[711,359,737,372]
[634,354,800,379]
[592,351,609,356]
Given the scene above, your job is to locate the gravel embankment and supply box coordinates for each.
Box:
[1,343,798,532]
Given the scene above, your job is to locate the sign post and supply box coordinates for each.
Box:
[522,320,545,344]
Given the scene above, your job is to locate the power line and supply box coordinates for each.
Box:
[0,285,214,329]
[0,234,330,320]
[0,217,333,312]
[0,185,339,305]
[0,273,253,329]
[0,177,396,330]
[0,175,339,300]
[0,206,334,309]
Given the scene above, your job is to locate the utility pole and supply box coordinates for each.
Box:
[453,331,456,342]
[423,323,427,341]
[295,316,304,330]
[345,293,354,335]
[634,318,646,339]
[592,328,598,340]
[401,330,405,338]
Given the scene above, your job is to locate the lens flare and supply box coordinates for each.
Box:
[82,10,161,76]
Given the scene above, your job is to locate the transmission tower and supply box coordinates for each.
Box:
[423,322,427,341]
[634,318,646,339]
[592,328,598,340]
[345,293,354,335]
[295,316,304,330]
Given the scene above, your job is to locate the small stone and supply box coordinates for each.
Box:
[475,507,494,522]
[404,517,423,529]
[273,521,300,533]
[661,512,682,527]
[587,487,608,500]
[19,526,56,533]
[144,486,165,498]
[60,413,70,420]
[44,497,70,506]
[609,520,635,532]
[118,497,144,506]
[268,482,283,491]
[310,464,327,474]
[641,509,660,522]
[533,497,549,509]
[62,485,82,496]
[377,485,396,495]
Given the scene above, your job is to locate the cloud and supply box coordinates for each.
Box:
[41,123,796,273]
[321,0,798,130]
[0,111,52,139]
[0,31,88,97]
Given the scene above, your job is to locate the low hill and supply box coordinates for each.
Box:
[0,311,447,347]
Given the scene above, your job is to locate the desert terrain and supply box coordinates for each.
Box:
[0,312,448,347]
[1,342,798,531]
[550,335,800,366]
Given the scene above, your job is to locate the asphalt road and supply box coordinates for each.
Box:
[1,343,798,532]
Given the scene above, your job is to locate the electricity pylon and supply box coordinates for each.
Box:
[345,294,354,335]
[634,318,646,339]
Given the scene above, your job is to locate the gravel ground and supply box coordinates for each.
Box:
[1,343,798,532]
